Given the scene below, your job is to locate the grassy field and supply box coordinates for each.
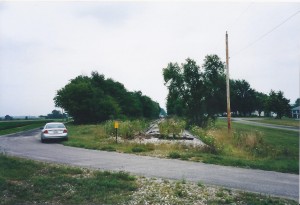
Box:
[0,119,70,136]
[199,120,299,173]
[0,155,137,204]
[249,117,299,127]
[0,120,51,136]
[0,155,297,205]
[63,118,299,174]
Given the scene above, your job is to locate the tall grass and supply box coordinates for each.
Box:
[191,124,280,158]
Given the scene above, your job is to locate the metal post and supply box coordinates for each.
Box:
[114,121,119,143]
[115,128,118,143]
[226,31,231,132]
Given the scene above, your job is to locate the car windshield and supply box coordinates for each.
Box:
[46,124,65,129]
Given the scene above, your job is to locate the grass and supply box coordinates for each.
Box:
[0,155,297,204]
[62,118,299,174]
[192,120,299,173]
[0,120,53,135]
[249,117,299,127]
[0,154,137,204]
[63,120,155,154]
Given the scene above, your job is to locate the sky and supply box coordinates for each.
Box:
[0,1,299,116]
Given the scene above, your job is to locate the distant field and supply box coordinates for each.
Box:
[0,120,53,135]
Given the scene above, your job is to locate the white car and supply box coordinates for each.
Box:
[41,122,68,143]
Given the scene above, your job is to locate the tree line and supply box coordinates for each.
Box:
[54,71,160,124]
[163,55,293,127]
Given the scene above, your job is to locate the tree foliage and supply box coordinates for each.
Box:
[163,55,225,126]
[46,110,66,119]
[230,79,256,116]
[54,72,160,123]
[163,55,293,125]
[265,90,291,119]
[292,98,300,108]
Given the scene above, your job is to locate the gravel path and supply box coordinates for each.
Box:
[0,129,298,201]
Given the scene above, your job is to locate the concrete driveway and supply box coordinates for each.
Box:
[0,129,299,201]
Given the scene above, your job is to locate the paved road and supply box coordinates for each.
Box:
[230,118,299,132]
[0,129,299,201]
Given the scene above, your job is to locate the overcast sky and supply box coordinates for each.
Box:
[0,1,299,116]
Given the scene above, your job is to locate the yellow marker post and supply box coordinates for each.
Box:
[114,121,119,129]
[114,121,119,143]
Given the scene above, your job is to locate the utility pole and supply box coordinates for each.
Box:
[226,31,231,132]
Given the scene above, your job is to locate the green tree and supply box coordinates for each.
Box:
[202,55,226,117]
[163,62,186,117]
[266,90,291,119]
[54,71,160,123]
[46,110,63,119]
[254,91,268,116]
[4,115,13,120]
[163,56,226,126]
[230,79,256,116]
[292,98,300,108]
[182,58,206,125]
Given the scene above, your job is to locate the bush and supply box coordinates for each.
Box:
[168,152,181,159]
[101,146,116,152]
[102,120,149,139]
[158,118,186,137]
[131,144,155,153]
[132,147,146,152]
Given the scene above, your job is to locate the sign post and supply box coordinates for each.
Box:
[114,121,119,143]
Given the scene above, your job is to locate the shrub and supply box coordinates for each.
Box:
[101,146,116,152]
[102,120,149,139]
[132,147,146,152]
[131,144,155,153]
[158,118,186,137]
[168,152,181,159]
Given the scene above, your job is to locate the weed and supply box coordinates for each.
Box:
[174,182,188,198]
[180,178,186,184]
[197,181,204,188]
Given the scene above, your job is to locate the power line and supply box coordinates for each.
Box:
[226,2,254,32]
[212,2,254,53]
[232,10,300,57]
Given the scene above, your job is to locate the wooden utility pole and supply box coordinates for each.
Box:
[226,31,231,132]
